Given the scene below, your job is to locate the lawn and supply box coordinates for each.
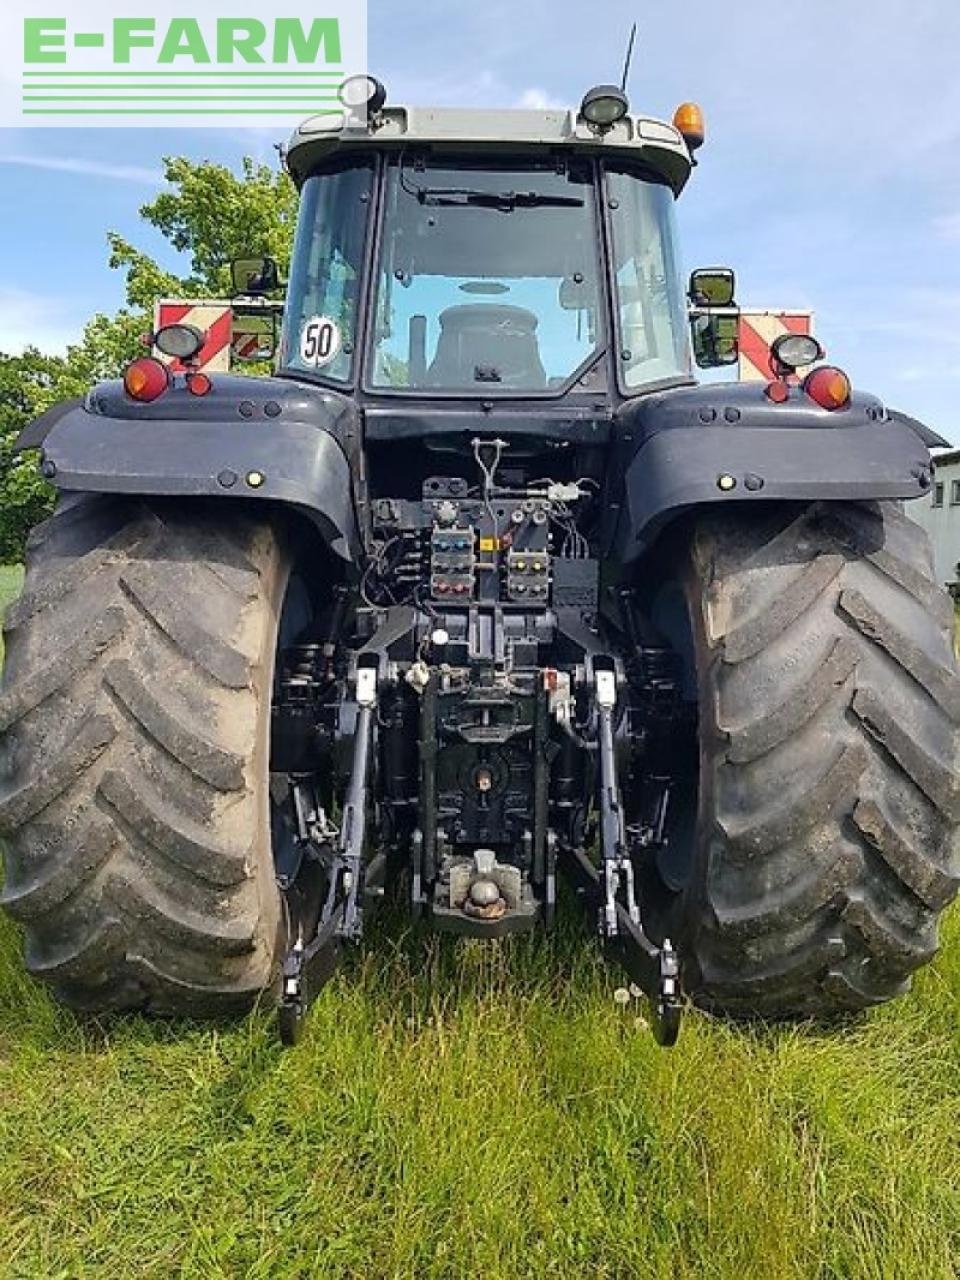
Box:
[0,565,22,665]
[0,566,958,1277]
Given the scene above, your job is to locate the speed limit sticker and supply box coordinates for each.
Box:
[299,315,342,367]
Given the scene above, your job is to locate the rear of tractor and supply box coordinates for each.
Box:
[2,80,957,1045]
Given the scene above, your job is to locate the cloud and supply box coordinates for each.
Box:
[514,87,565,110]
[0,288,86,356]
[0,155,161,184]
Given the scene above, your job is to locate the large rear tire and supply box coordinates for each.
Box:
[676,500,960,1015]
[0,496,289,1015]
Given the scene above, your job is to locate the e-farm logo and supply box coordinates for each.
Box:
[0,2,366,127]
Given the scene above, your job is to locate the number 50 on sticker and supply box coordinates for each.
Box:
[300,316,342,368]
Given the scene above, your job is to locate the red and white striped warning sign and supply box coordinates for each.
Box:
[153,300,233,374]
[738,311,815,383]
[233,331,263,361]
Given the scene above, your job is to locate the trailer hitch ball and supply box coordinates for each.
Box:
[469,879,501,908]
[461,848,509,920]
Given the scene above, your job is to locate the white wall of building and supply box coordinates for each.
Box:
[906,450,960,587]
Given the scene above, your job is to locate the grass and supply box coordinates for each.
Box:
[0,565,23,665]
[0,567,958,1277]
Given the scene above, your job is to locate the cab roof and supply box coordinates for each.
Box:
[284,105,693,195]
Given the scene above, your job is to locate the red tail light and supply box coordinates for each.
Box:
[124,357,169,402]
[804,366,851,411]
[187,372,213,397]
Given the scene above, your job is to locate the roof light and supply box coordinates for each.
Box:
[771,332,824,373]
[804,366,852,411]
[673,102,705,152]
[580,84,630,130]
[338,74,387,117]
[123,357,169,403]
[154,323,205,362]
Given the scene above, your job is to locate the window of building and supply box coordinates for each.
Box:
[950,480,960,505]
[933,482,945,508]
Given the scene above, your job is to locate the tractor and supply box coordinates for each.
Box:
[2,78,957,1044]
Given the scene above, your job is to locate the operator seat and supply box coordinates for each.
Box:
[427,304,547,389]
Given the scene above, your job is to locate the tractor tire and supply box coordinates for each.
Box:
[677,499,960,1015]
[0,495,290,1015]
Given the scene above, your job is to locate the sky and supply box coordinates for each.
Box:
[0,0,958,435]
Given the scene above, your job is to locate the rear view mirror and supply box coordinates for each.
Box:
[232,308,278,362]
[559,276,589,310]
[689,267,736,308]
[231,255,280,296]
[691,313,739,369]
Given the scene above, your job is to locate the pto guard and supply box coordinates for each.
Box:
[613,386,937,560]
[22,377,362,564]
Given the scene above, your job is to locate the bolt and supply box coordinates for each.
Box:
[217,469,238,488]
[238,400,255,418]
[699,407,717,423]
[717,474,737,492]
[246,470,266,489]
[744,473,764,491]
[264,401,281,418]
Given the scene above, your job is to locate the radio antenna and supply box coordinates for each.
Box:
[620,22,638,92]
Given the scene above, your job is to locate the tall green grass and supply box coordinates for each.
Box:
[0,567,957,1277]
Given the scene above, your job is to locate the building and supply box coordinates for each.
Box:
[907,448,960,589]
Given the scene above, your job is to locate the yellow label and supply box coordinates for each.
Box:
[479,537,498,552]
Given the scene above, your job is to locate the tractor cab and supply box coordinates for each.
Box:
[271,80,703,415]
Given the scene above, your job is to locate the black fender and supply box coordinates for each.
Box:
[609,384,938,561]
[21,374,363,564]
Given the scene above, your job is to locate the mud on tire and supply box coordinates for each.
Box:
[0,496,289,1015]
[680,500,960,1015]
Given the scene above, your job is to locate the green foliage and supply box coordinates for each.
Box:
[0,155,296,560]
[0,351,62,561]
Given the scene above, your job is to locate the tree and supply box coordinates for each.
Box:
[0,154,295,562]
[0,349,67,561]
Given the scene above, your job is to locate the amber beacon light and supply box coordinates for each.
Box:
[673,102,705,152]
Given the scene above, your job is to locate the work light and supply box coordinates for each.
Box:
[770,332,824,372]
[580,84,630,129]
[153,323,205,362]
[338,74,387,116]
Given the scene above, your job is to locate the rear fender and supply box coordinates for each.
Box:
[610,385,938,561]
[20,376,362,564]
